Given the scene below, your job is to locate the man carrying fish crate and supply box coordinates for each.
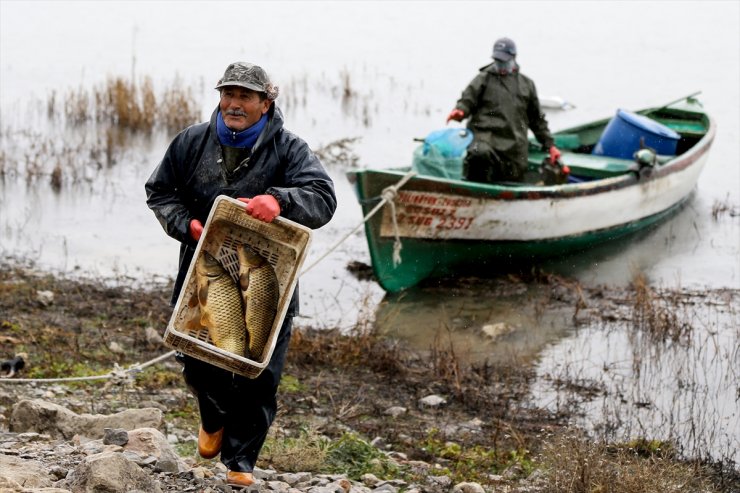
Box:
[145,62,336,488]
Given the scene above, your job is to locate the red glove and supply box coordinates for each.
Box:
[238,194,281,223]
[446,109,465,123]
[549,146,562,164]
[189,219,203,241]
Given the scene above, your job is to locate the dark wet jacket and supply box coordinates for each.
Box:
[455,63,554,169]
[145,104,337,312]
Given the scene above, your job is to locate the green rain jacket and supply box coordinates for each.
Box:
[455,63,554,170]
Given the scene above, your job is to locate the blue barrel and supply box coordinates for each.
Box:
[592,109,680,159]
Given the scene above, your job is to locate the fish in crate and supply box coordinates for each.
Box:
[237,244,279,361]
[186,246,279,361]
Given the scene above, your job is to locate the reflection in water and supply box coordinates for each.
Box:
[374,277,577,365]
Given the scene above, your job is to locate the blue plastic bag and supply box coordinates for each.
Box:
[412,128,473,180]
[423,128,473,158]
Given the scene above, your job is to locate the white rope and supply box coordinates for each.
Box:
[382,189,403,267]
[299,170,416,275]
[0,171,417,385]
[0,350,178,385]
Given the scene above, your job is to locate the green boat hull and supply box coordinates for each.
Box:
[362,197,688,293]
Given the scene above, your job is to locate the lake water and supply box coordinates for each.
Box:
[1,1,738,466]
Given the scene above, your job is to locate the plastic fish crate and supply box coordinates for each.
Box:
[164,195,312,378]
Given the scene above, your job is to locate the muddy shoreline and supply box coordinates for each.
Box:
[0,260,737,492]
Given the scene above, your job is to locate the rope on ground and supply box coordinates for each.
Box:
[0,170,417,385]
[0,350,178,385]
[299,169,417,275]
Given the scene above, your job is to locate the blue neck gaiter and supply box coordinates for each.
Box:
[217,111,268,148]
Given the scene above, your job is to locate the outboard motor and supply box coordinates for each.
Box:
[634,137,658,178]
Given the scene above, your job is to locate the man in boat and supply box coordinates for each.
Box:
[145,62,336,488]
[447,37,561,183]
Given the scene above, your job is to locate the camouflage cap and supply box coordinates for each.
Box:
[215,62,279,100]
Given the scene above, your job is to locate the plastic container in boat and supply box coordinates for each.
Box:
[592,109,680,159]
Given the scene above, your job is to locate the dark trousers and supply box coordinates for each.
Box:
[178,316,293,472]
[463,136,525,183]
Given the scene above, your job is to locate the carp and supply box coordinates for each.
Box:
[237,244,279,361]
[194,251,248,356]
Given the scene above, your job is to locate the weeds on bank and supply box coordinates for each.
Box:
[261,423,537,486]
[0,264,172,384]
[261,426,330,473]
[261,429,402,480]
[287,322,551,486]
[421,427,534,483]
[538,433,721,493]
[429,324,463,397]
[289,326,408,376]
[326,432,402,480]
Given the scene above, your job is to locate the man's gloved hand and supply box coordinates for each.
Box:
[446,109,465,124]
[549,146,562,164]
[189,219,204,241]
[237,195,281,223]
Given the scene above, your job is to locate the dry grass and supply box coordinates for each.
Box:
[1,75,201,185]
[538,433,721,493]
[260,426,329,473]
[429,324,464,397]
[83,77,200,133]
[289,324,408,376]
[63,87,91,125]
[58,75,199,134]
[631,273,692,343]
[711,195,738,219]
[158,77,202,133]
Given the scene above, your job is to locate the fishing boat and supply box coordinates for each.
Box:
[346,94,715,293]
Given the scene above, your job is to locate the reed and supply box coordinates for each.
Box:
[159,79,201,133]
[429,324,463,398]
[631,273,691,343]
[64,87,91,125]
[59,75,199,134]
[340,68,354,100]
[50,162,62,192]
[2,75,201,186]
[711,195,737,219]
